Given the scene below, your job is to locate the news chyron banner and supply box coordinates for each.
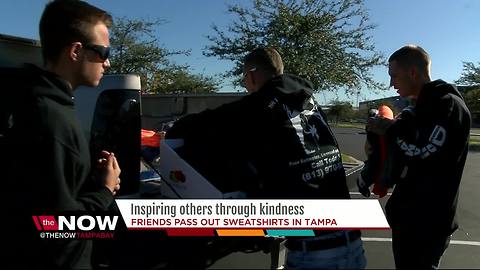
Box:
[116,199,389,236]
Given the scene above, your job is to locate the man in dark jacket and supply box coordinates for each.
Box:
[4,1,121,269]
[368,45,471,269]
[167,48,366,269]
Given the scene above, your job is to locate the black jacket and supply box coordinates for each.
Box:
[385,80,471,236]
[3,65,115,269]
[167,74,350,199]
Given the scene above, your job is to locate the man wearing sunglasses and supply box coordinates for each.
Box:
[84,43,111,63]
[4,1,120,269]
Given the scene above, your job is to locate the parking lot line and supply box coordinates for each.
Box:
[362,237,480,246]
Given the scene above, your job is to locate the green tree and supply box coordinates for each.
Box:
[462,88,480,123]
[455,62,480,123]
[328,100,354,124]
[455,62,480,85]
[204,0,386,94]
[109,17,218,93]
[152,67,219,94]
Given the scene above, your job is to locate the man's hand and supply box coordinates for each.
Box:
[357,174,371,197]
[156,131,166,140]
[98,150,121,195]
[364,140,373,156]
[366,117,394,135]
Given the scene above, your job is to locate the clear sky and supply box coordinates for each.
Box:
[1,0,479,105]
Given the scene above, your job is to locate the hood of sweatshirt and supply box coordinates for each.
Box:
[416,79,464,110]
[259,74,315,111]
[22,64,75,107]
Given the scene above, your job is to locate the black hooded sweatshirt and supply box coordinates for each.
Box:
[167,74,350,199]
[3,65,115,269]
[385,79,471,236]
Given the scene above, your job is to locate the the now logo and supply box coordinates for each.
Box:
[33,215,119,231]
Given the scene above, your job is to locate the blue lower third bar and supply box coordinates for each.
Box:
[266,230,315,237]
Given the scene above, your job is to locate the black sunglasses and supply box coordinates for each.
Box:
[84,43,110,61]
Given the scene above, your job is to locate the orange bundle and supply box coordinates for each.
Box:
[372,105,394,198]
[141,129,165,148]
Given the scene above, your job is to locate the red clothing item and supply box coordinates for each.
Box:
[141,129,164,147]
[372,105,394,198]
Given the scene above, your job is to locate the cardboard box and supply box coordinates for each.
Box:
[158,139,246,199]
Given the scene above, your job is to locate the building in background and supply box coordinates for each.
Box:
[360,85,479,126]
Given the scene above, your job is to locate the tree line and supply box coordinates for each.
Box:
[108,0,480,121]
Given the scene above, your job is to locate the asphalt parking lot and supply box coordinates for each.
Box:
[209,128,480,269]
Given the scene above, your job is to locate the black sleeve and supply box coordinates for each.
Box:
[36,138,115,212]
[165,98,260,193]
[166,98,251,147]
[386,95,467,162]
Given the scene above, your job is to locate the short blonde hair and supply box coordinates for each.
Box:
[244,47,284,76]
[389,45,431,75]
